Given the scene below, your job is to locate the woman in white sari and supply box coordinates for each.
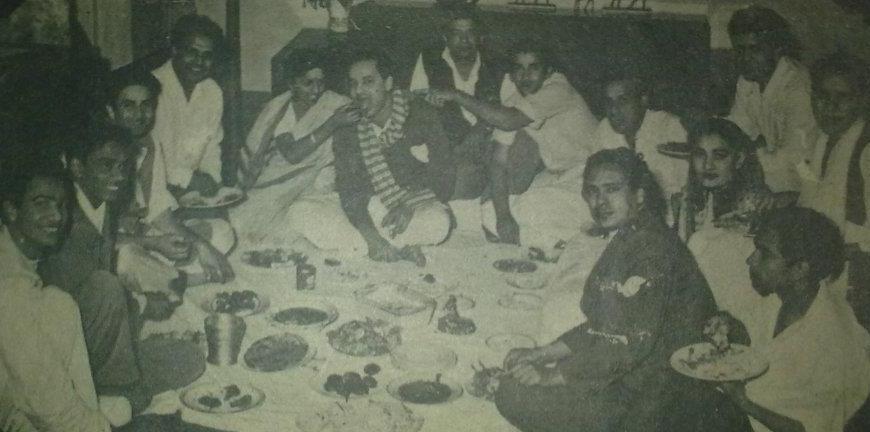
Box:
[231,50,355,245]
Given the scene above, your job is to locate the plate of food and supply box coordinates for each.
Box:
[179,187,245,209]
[180,383,264,414]
[493,258,538,274]
[387,373,463,405]
[240,248,306,269]
[657,141,692,159]
[327,318,401,357]
[497,292,542,311]
[485,333,537,352]
[670,342,768,382]
[200,290,269,317]
[353,283,435,316]
[309,363,383,401]
[296,398,423,432]
[466,362,505,401]
[270,300,338,329]
[243,333,315,373]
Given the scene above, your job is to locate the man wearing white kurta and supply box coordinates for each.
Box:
[430,42,599,248]
[595,77,689,204]
[718,207,870,432]
[0,161,130,432]
[726,7,818,193]
[151,14,225,194]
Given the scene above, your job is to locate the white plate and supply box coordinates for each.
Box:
[670,342,768,382]
[179,187,245,209]
[485,333,537,352]
[390,344,457,372]
[386,373,463,405]
[497,293,542,311]
[180,382,264,414]
[354,283,435,316]
[269,300,339,330]
[199,290,270,317]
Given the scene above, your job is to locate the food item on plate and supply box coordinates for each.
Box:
[422,273,436,283]
[297,399,423,432]
[322,364,381,401]
[273,307,329,326]
[229,394,252,408]
[493,259,538,273]
[324,258,342,266]
[197,395,221,409]
[437,295,476,335]
[243,333,310,372]
[679,344,755,380]
[468,362,504,401]
[213,290,259,314]
[397,374,452,404]
[327,318,401,357]
[224,384,241,399]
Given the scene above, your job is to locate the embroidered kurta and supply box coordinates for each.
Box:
[728,57,818,192]
[152,60,224,188]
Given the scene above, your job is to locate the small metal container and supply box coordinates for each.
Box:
[296,263,316,290]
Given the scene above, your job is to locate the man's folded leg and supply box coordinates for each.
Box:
[368,198,451,248]
[286,193,368,255]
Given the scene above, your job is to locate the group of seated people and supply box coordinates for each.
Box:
[2,3,870,432]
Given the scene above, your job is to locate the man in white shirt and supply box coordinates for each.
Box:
[108,66,234,286]
[799,52,870,251]
[152,14,225,198]
[727,6,818,192]
[595,74,689,207]
[409,4,504,198]
[717,207,870,432]
[0,156,130,432]
[429,39,599,247]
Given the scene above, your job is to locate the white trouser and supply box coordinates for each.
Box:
[286,193,451,256]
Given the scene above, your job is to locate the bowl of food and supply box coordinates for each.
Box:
[390,343,457,372]
[243,333,315,373]
[327,318,401,357]
[180,382,264,414]
[387,372,463,405]
[270,300,338,330]
[200,290,269,317]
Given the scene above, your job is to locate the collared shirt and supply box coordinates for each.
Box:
[494,72,599,173]
[0,228,111,432]
[75,184,105,231]
[745,287,870,432]
[152,60,224,188]
[595,110,689,198]
[410,48,482,124]
[728,57,818,192]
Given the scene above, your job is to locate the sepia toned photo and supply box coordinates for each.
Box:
[1,0,870,431]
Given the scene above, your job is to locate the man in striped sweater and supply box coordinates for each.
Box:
[288,50,455,263]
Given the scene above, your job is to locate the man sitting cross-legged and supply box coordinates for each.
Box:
[428,38,599,248]
[0,155,132,432]
[409,3,505,199]
[708,207,870,432]
[38,124,156,414]
[286,50,455,263]
[105,65,234,288]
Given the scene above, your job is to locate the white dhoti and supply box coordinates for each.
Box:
[286,193,450,256]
